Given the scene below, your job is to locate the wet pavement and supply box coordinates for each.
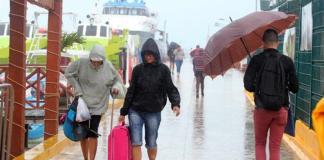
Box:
[51,59,299,160]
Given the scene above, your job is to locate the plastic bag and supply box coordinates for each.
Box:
[76,97,91,122]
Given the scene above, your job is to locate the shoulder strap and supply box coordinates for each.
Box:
[277,54,287,91]
[255,61,266,93]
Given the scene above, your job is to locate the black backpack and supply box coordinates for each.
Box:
[255,52,286,111]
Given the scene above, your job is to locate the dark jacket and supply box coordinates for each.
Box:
[120,38,181,115]
[244,48,299,107]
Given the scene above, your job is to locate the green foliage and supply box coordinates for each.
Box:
[61,32,85,52]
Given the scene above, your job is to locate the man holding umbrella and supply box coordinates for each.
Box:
[168,42,180,74]
[244,29,298,160]
[203,11,298,160]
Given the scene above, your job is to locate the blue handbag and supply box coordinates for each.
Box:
[63,97,88,141]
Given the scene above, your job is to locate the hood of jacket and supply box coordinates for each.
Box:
[89,45,106,61]
[141,38,161,64]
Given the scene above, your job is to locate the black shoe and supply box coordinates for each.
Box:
[196,94,199,98]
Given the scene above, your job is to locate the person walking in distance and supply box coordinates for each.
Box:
[174,46,185,76]
[190,45,205,98]
[119,48,127,84]
[167,45,176,74]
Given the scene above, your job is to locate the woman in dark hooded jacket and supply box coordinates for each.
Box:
[119,38,181,160]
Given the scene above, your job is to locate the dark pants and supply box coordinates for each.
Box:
[169,58,175,73]
[195,71,205,96]
[80,115,102,138]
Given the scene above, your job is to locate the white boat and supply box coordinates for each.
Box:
[75,0,168,86]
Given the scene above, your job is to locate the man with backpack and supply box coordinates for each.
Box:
[244,29,298,160]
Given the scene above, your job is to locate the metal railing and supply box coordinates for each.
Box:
[0,65,73,110]
[0,83,14,160]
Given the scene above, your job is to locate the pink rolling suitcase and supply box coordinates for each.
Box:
[108,98,132,160]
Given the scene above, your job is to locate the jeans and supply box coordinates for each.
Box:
[175,60,183,73]
[254,107,288,160]
[128,109,161,149]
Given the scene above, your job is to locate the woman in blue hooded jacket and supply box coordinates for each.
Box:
[119,38,181,160]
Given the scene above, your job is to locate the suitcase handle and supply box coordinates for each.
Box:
[110,97,115,132]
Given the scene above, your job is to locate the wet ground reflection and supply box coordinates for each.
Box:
[52,60,299,160]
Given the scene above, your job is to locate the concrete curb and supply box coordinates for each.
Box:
[283,135,311,160]
[14,131,73,160]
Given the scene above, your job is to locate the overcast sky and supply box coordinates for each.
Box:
[0,0,259,50]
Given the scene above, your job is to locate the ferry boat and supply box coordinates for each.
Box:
[76,0,168,84]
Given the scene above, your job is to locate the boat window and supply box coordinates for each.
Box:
[77,25,84,36]
[120,8,129,15]
[131,9,137,15]
[85,25,97,36]
[103,7,109,14]
[100,26,107,37]
[26,25,31,38]
[111,8,117,14]
[137,9,141,15]
[140,9,147,16]
[137,9,146,16]
[0,24,5,35]
[6,25,10,35]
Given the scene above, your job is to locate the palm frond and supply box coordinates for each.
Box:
[61,32,85,52]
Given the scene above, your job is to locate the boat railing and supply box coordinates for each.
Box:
[0,83,14,160]
[0,65,73,111]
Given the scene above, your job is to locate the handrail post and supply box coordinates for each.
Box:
[44,0,62,139]
[0,84,15,160]
[8,0,27,157]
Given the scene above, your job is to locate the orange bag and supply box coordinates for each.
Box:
[312,98,324,156]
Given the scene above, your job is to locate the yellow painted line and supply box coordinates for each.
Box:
[244,91,314,160]
[14,131,73,160]
[245,91,255,106]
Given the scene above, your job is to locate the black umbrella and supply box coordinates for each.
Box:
[169,42,180,51]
